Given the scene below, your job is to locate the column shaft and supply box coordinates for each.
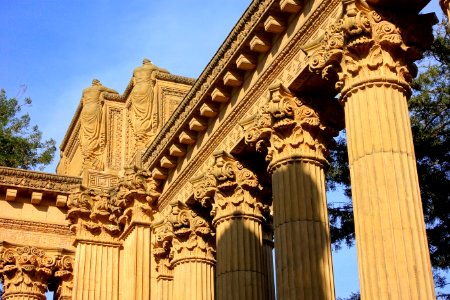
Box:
[156,271,173,300]
[119,225,152,300]
[216,217,266,300]
[262,229,275,300]
[344,84,435,299]
[272,160,335,300]
[172,259,215,300]
[72,242,120,300]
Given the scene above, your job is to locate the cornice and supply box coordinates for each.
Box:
[156,0,341,208]
[121,71,196,101]
[60,102,82,151]
[141,0,275,164]
[0,166,81,193]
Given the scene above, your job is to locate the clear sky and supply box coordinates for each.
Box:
[0,0,445,298]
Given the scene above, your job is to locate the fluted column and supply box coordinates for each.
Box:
[261,210,275,300]
[244,83,339,300]
[155,259,173,300]
[67,187,122,300]
[194,152,270,300]
[163,201,216,300]
[153,221,174,300]
[308,2,436,299]
[0,245,58,300]
[114,167,160,300]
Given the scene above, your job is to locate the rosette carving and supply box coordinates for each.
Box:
[244,83,338,172]
[0,246,57,300]
[110,166,161,227]
[308,0,436,98]
[193,152,270,225]
[67,186,122,240]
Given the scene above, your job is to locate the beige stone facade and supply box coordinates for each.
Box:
[0,0,444,299]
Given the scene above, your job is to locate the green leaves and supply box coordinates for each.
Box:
[0,89,56,170]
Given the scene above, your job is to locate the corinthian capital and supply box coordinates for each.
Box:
[308,0,436,98]
[67,186,122,242]
[244,83,339,172]
[0,245,57,299]
[111,166,161,227]
[166,201,215,266]
[193,152,269,224]
[54,255,74,300]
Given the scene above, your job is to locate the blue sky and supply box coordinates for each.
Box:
[0,0,445,298]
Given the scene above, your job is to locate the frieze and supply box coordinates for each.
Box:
[0,218,72,237]
[142,0,275,164]
[0,167,81,194]
[86,170,119,190]
[155,0,341,208]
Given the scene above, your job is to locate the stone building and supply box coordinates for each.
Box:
[0,0,447,299]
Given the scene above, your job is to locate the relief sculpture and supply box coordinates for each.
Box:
[130,58,169,148]
[79,79,118,169]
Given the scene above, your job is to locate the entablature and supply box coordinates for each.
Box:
[140,0,344,209]
[0,166,81,208]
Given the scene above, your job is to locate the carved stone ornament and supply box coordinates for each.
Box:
[129,59,168,148]
[193,152,269,225]
[0,246,57,300]
[79,79,119,170]
[308,0,436,100]
[110,166,161,227]
[66,186,122,241]
[54,255,74,300]
[244,83,337,172]
[152,221,174,278]
[154,201,215,267]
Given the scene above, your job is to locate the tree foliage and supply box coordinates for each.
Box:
[326,19,450,273]
[0,89,56,170]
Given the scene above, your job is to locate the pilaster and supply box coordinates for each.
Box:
[194,152,271,300]
[308,1,436,298]
[245,83,338,300]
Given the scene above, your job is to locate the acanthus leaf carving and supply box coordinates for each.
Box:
[193,152,271,226]
[111,166,161,227]
[243,83,340,173]
[154,201,215,268]
[308,1,436,98]
[0,245,65,300]
[67,185,122,241]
